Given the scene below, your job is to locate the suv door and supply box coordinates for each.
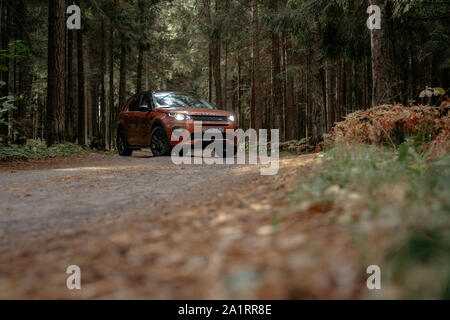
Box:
[126,94,143,146]
[137,93,156,146]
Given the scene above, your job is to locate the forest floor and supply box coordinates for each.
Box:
[0,151,368,299]
[3,147,443,299]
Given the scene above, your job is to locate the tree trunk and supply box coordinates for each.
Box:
[137,47,144,93]
[77,0,85,145]
[237,55,244,129]
[325,60,335,132]
[271,31,283,139]
[308,20,325,146]
[66,28,74,142]
[100,18,106,149]
[0,0,10,139]
[369,0,395,106]
[46,0,66,146]
[251,0,263,131]
[224,41,228,111]
[335,57,345,121]
[16,0,26,120]
[118,45,127,110]
[212,42,222,107]
[136,0,146,94]
[285,38,295,140]
[204,0,212,102]
[109,21,114,149]
[204,0,222,107]
[208,47,212,102]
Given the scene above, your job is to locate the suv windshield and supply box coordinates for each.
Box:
[154,92,217,110]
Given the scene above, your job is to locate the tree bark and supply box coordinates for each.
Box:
[251,0,263,131]
[325,60,335,132]
[285,38,295,140]
[237,55,244,129]
[369,0,395,106]
[204,0,222,107]
[0,0,10,139]
[212,42,222,107]
[100,18,106,149]
[137,47,144,93]
[224,41,228,111]
[66,28,74,142]
[109,21,114,149]
[118,45,127,110]
[308,19,325,146]
[76,0,85,145]
[16,0,26,120]
[271,31,283,139]
[46,0,66,146]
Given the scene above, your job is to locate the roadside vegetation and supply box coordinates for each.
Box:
[286,102,450,298]
[0,139,89,161]
[290,143,449,298]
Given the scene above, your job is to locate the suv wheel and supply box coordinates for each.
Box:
[151,126,172,156]
[117,130,133,157]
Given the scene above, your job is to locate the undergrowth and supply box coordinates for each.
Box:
[0,140,88,161]
[291,140,450,298]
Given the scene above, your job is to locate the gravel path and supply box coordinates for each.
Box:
[1,152,355,300]
[0,152,259,247]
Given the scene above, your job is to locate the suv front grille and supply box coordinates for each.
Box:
[190,115,228,122]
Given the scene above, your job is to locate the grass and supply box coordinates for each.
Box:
[290,141,450,298]
[0,139,89,161]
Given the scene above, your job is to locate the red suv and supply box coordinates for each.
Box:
[117,91,238,157]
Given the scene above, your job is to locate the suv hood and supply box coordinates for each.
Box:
[155,108,232,117]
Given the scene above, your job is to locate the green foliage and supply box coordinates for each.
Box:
[0,41,27,129]
[291,142,450,298]
[0,95,17,127]
[0,140,88,161]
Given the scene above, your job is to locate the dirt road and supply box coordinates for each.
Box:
[0,152,365,299]
[0,152,258,247]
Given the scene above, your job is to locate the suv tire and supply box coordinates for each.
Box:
[117,130,133,157]
[151,126,172,156]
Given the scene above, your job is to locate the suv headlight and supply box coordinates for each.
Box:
[228,115,235,122]
[168,113,190,121]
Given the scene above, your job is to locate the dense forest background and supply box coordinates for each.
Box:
[0,0,449,149]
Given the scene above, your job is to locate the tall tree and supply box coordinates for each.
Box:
[251,0,263,131]
[76,0,85,145]
[0,0,10,139]
[369,0,395,106]
[308,17,325,146]
[118,45,127,110]
[270,1,283,138]
[109,21,114,149]
[67,25,75,142]
[46,0,66,146]
[100,18,107,149]
[136,0,145,93]
[204,0,223,108]
[285,38,295,140]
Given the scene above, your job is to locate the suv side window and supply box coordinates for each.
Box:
[141,93,153,110]
[128,95,142,112]
[123,97,134,111]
